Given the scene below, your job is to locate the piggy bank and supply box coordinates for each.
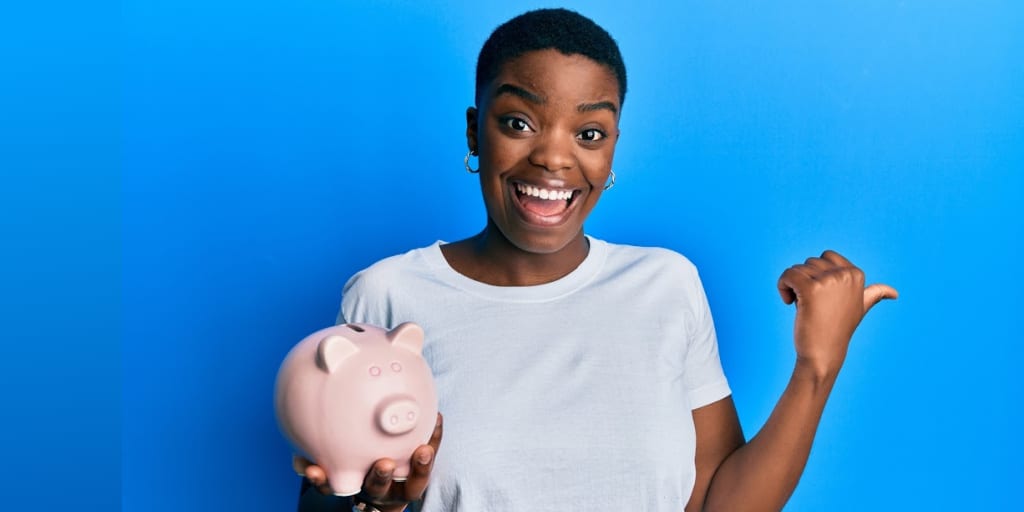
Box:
[274,322,438,496]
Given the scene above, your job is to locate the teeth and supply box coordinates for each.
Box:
[516,183,573,201]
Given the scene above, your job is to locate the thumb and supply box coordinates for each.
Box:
[863,283,899,313]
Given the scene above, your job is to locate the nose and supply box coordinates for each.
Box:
[376,397,421,436]
[528,129,575,173]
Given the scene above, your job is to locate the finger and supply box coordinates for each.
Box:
[361,458,397,501]
[401,445,436,501]
[428,413,444,452]
[863,283,899,312]
[302,463,326,487]
[803,256,832,273]
[298,463,334,495]
[316,481,333,496]
[777,266,814,305]
[293,455,311,477]
[777,283,796,305]
[820,249,852,267]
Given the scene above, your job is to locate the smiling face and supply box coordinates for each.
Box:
[467,49,621,257]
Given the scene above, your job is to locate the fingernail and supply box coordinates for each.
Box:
[375,468,390,478]
[416,452,431,465]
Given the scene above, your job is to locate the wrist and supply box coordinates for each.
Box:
[793,357,840,388]
[353,491,409,512]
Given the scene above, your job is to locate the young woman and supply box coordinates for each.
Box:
[295,8,897,512]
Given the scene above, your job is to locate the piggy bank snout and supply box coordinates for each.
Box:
[376,397,421,436]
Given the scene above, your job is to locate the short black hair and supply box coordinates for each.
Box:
[475,8,627,107]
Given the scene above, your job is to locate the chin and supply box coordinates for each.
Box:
[503,227,585,256]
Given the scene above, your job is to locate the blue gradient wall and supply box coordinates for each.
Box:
[1,2,119,511]
[48,0,1017,510]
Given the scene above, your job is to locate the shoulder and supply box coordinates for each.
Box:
[343,243,439,292]
[336,242,443,326]
[590,238,709,307]
[592,238,714,332]
[598,238,701,278]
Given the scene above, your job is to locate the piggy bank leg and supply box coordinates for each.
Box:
[329,469,365,497]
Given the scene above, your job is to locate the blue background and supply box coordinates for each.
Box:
[1,2,120,510]
[4,1,1022,510]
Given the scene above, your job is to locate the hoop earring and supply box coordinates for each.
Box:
[464,150,479,173]
[604,169,616,190]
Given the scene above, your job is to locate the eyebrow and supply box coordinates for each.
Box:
[577,101,618,115]
[493,83,619,115]
[494,83,545,104]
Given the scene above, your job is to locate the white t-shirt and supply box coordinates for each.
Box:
[336,236,731,511]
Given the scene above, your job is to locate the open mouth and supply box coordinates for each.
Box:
[512,182,581,222]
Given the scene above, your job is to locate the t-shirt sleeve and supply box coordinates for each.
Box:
[682,267,731,410]
[335,266,397,328]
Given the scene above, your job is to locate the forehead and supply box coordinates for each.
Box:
[486,49,620,106]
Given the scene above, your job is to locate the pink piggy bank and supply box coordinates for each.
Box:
[274,322,438,496]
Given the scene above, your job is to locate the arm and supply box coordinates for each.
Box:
[686,363,837,512]
[686,250,897,512]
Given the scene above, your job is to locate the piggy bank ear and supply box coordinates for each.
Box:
[316,334,359,373]
[388,322,424,355]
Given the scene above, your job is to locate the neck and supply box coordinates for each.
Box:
[443,223,590,287]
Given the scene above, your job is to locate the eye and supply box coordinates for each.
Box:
[499,116,533,133]
[577,128,606,142]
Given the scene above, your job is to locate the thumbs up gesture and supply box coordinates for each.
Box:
[777,250,898,379]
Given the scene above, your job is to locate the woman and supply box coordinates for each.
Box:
[296,8,897,512]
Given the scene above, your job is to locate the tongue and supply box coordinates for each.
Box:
[520,195,569,217]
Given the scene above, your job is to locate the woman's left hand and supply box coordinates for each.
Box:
[777,250,898,379]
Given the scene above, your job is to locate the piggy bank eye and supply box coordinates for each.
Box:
[368,366,382,377]
[390,362,403,373]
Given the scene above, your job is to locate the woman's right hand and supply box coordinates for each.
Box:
[294,413,443,512]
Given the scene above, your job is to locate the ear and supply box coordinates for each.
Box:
[465,106,479,154]
[388,322,425,355]
[316,334,359,373]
